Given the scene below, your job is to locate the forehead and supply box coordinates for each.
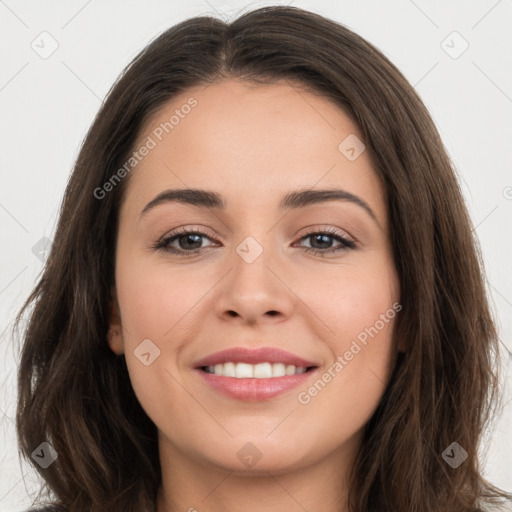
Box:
[121,79,386,225]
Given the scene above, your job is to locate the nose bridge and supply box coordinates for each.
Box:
[229,203,279,272]
[213,228,294,322]
[231,231,279,296]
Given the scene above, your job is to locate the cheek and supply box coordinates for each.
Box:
[301,256,398,349]
[115,256,203,345]
[294,258,398,423]
[114,256,211,421]
[301,334,395,452]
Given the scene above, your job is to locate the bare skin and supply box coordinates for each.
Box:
[108,78,401,512]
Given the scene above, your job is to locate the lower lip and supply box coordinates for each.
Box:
[195,368,318,401]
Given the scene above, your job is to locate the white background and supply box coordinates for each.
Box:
[1,0,511,510]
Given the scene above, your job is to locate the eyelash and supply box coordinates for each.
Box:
[152,226,356,257]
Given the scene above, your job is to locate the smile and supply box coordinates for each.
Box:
[193,346,319,400]
[201,362,310,378]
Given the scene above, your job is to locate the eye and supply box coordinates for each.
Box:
[153,226,356,257]
[294,227,356,257]
[153,227,218,255]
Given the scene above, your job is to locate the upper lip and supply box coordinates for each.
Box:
[193,347,318,368]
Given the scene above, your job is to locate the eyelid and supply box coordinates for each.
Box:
[157,224,355,244]
[298,225,355,243]
[154,225,219,248]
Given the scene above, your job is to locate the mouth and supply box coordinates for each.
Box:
[193,347,319,401]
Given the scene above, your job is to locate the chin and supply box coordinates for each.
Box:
[190,433,319,475]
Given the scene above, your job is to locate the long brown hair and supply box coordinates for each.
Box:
[14,5,511,512]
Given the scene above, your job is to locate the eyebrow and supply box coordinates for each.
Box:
[140,188,380,227]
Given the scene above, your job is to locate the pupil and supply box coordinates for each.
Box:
[312,234,331,249]
[181,234,201,250]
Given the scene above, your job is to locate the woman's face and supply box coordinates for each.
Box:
[109,78,400,476]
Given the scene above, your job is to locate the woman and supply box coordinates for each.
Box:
[15,5,512,512]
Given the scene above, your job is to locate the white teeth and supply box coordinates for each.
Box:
[272,363,286,377]
[223,362,236,377]
[235,363,254,378]
[205,362,309,378]
[253,363,272,378]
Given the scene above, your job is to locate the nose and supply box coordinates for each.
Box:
[213,237,295,326]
